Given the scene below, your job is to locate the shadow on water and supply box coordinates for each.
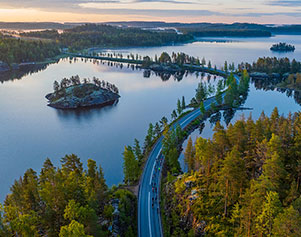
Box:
[252,78,301,106]
[0,61,60,83]
[53,100,119,122]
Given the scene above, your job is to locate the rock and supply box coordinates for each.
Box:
[46,83,120,109]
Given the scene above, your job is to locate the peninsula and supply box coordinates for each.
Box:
[46,75,120,109]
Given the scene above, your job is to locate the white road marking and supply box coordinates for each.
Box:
[148,192,152,237]
[180,110,199,126]
[180,104,211,126]
[149,148,162,185]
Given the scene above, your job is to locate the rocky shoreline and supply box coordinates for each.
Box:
[46,83,120,109]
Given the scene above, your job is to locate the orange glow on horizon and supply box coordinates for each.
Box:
[0,8,299,24]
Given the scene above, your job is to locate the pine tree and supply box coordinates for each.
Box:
[220,146,247,217]
[181,96,185,110]
[133,139,143,167]
[272,205,301,236]
[200,101,205,115]
[184,137,196,172]
[255,191,282,236]
[177,98,182,115]
[123,146,139,185]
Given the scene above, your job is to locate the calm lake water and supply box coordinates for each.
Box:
[0,35,300,201]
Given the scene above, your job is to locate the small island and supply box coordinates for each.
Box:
[270,42,295,52]
[46,75,120,109]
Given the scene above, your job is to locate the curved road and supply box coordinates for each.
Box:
[138,97,216,237]
[69,53,238,236]
[138,72,240,237]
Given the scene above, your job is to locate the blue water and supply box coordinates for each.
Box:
[0,35,300,201]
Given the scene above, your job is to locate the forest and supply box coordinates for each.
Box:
[163,109,301,236]
[239,57,301,75]
[0,35,60,64]
[21,24,193,51]
[0,155,137,237]
[180,29,271,37]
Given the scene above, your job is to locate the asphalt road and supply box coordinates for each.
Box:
[138,73,240,237]
[138,98,215,237]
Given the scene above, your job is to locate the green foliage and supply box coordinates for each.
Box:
[159,52,172,63]
[162,125,183,173]
[144,123,155,151]
[133,138,143,166]
[255,191,282,236]
[2,155,110,236]
[224,61,228,72]
[163,110,301,236]
[59,220,92,237]
[224,73,239,107]
[239,57,301,74]
[181,96,186,110]
[123,146,139,185]
[272,205,301,236]
[177,98,182,115]
[199,101,205,115]
[113,189,137,236]
[0,36,60,64]
[171,109,178,121]
[184,137,196,172]
[215,80,224,105]
[195,82,208,104]
[22,24,193,51]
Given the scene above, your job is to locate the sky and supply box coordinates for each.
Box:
[0,0,300,24]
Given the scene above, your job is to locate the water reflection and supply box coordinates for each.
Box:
[54,100,119,122]
[70,56,219,83]
[0,62,56,83]
[252,78,301,105]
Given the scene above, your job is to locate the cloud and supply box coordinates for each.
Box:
[78,7,224,16]
[266,0,301,7]
[236,11,301,17]
[133,0,195,4]
[0,0,300,22]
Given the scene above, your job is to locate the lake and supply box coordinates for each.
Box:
[0,34,300,201]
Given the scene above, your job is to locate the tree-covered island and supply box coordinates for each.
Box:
[270,42,295,52]
[46,75,120,109]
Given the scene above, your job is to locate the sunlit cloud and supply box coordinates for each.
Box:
[0,0,300,23]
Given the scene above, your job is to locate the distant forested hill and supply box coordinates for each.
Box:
[21,24,193,51]
[0,35,60,64]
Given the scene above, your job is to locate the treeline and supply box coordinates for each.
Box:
[21,24,193,51]
[142,51,214,69]
[181,29,272,37]
[0,155,137,237]
[53,75,119,94]
[163,109,301,236]
[0,35,60,64]
[239,57,301,75]
[270,42,295,52]
[123,96,188,185]
[123,117,170,185]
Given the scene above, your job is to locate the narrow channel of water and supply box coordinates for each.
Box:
[1,34,300,201]
[179,82,301,171]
